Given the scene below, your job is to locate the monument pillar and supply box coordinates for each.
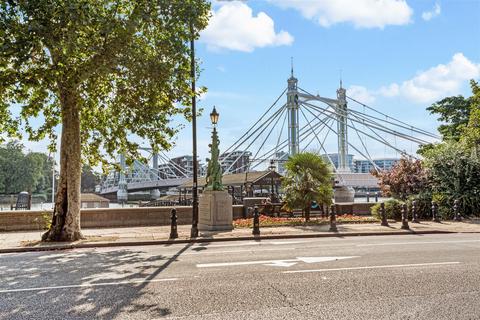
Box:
[199,107,233,231]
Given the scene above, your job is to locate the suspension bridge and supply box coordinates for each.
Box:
[99,67,440,202]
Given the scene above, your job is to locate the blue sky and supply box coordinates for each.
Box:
[21,0,480,166]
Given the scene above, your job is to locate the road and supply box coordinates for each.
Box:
[1,233,479,319]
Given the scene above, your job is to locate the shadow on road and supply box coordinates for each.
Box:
[0,243,192,319]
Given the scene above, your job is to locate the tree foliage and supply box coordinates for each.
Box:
[0,0,210,163]
[0,141,53,194]
[422,141,480,217]
[427,95,472,141]
[372,157,428,201]
[461,80,480,155]
[281,152,333,221]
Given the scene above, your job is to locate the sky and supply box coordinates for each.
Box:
[19,0,480,167]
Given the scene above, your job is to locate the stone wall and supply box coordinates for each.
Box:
[335,202,376,215]
[0,205,246,232]
[0,203,373,232]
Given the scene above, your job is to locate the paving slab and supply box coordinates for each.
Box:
[0,220,479,254]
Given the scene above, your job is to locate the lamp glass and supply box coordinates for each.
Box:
[210,106,219,125]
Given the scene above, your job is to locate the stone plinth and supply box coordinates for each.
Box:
[334,186,355,203]
[198,190,233,231]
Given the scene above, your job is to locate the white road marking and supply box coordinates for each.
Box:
[197,256,358,268]
[191,240,312,249]
[268,240,313,245]
[0,278,179,294]
[283,261,461,274]
[356,240,480,247]
[265,261,298,267]
[184,247,297,255]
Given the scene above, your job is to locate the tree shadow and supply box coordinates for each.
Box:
[0,243,192,319]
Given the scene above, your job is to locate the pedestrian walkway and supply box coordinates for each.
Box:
[1,220,479,253]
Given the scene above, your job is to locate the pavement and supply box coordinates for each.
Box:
[1,219,480,253]
[1,233,480,319]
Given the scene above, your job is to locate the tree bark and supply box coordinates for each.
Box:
[42,87,83,242]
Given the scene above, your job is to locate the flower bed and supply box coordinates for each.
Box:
[233,214,379,228]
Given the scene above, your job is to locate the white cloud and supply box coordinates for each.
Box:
[272,0,413,29]
[216,65,226,73]
[348,53,480,105]
[200,1,293,52]
[347,85,376,104]
[378,83,400,97]
[380,53,480,103]
[422,3,441,21]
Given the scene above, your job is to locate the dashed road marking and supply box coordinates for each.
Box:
[0,278,179,294]
[283,261,461,274]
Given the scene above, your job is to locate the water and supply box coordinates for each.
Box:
[0,202,138,211]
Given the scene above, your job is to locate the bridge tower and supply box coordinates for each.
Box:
[287,63,299,156]
[117,154,128,203]
[336,81,350,172]
[150,153,161,200]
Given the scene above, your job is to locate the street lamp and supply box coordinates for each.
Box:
[190,20,199,238]
[210,106,219,126]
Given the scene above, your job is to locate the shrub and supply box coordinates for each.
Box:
[371,199,404,221]
[372,157,428,200]
[406,192,433,220]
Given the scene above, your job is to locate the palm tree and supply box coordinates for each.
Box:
[282,152,333,221]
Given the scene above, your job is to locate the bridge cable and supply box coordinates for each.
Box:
[303,101,416,161]
[346,96,439,139]
[301,103,382,171]
[219,103,287,167]
[223,105,287,173]
[222,88,287,156]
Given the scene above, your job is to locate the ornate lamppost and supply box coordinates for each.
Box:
[197,106,233,232]
[205,106,223,191]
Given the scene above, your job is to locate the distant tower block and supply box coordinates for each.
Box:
[287,63,299,156]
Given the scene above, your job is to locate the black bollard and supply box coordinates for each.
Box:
[411,200,420,223]
[380,202,389,227]
[329,204,338,232]
[432,201,440,223]
[454,199,462,221]
[366,192,370,203]
[170,208,178,239]
[375,192,379,203]
[252,205,260,236]
[401,204,410,230]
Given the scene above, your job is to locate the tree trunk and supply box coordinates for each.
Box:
[42,87,83,242]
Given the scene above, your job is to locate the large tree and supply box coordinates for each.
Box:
[0,1,210,241]
[282,152,333,221]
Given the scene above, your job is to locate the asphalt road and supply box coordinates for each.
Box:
[1,233,479,320]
